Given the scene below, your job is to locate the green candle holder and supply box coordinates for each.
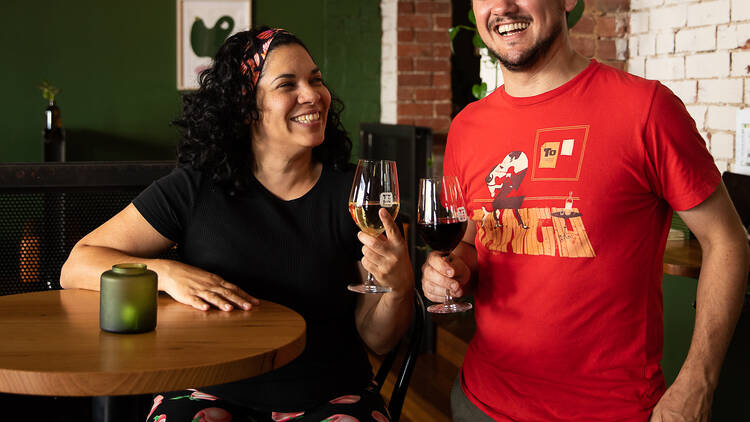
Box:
[100,263,158,334]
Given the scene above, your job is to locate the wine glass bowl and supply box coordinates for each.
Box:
[417,176,472,313]
[347,159,400,294]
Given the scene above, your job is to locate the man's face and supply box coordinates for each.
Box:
[473,0,574,71]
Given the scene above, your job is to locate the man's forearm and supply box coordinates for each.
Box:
[677,240,749,388]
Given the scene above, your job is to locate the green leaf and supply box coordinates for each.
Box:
[468,9,476,25]
[449,27,459,41]
[471,82,487,99]
[472,32,485,49]
[567,0,585,29]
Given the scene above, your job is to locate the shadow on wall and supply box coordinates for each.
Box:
[65,129,177,161]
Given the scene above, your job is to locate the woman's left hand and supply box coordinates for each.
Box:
[357,208,414,295]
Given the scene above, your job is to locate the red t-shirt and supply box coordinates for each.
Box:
[444,60,720,421]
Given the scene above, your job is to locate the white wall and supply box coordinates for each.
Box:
[628,0,750,174]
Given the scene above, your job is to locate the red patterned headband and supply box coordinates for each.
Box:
[240,28,291,87]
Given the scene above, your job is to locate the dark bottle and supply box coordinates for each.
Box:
[43,100,65,162]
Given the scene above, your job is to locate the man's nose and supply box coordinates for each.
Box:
[484,0,520,17]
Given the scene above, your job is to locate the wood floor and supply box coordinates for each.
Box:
[369,309,476,422]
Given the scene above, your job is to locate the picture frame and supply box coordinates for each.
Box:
[177,0,252,90]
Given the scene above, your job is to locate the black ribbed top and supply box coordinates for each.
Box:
[133,164,372,411]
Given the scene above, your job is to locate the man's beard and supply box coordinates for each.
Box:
[487,19,563,72]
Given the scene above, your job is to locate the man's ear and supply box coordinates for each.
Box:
[564,0,579,12]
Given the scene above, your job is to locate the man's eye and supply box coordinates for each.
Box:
[311,77,324,84]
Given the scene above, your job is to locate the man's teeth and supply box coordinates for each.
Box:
[292,112,320,123]
[497,22,530,36]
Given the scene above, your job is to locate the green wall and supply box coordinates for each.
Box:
[0,0,380,162]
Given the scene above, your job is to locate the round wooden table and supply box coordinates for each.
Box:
[663,238,702,278]
[0,289,306,397]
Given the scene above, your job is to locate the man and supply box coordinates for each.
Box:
[421,0,750,420]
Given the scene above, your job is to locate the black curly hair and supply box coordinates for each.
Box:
[173,26,352,194]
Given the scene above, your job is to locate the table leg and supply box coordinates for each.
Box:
[92,395,151,422]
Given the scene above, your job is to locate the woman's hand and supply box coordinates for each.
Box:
[156,260,259,311]
[357,208,414,296]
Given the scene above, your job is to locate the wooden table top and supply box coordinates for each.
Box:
[663,238,702,278]
[0,289,306,397]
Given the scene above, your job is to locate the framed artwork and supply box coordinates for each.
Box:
[177,0,252,90]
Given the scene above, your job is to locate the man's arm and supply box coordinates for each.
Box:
[650,183,750,421]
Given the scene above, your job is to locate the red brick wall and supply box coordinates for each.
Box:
[397,0,453,134]
[570,0,630,70]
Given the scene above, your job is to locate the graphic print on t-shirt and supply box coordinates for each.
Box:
[473,125,595,258]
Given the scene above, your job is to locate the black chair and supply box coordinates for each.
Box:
[711,172,749,420]
[0,161,176,296]
[371,291,426,422]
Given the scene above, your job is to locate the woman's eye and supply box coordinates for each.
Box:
[311,77,324,85]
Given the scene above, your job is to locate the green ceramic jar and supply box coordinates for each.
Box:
[100,263,158,333]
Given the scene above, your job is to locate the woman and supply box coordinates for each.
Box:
[60,27,413,421]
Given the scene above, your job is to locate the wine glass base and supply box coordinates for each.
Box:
[427,302,472,314]
[347,284,392,294]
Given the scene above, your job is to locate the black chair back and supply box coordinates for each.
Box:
[0,162,175,296]
[372,291,426,422]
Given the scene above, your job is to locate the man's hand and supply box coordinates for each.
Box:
[649,373,712,422]
[157,260,259,311]
[357,208,413,295]
[421,250,472,303]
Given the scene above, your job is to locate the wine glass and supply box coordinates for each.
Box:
[417,176,472,313]
[348,159,400,294]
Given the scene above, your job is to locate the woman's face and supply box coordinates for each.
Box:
[252,43,331,153]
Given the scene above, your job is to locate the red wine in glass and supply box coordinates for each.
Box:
[417,176,472,313]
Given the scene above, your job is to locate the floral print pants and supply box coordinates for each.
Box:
[146,384,390,422]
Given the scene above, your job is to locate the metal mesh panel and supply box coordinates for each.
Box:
[0,162,177,296]
[1,189,141,295]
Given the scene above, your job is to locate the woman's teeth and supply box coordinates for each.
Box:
[291,112,320,123]
[497,22,530,36]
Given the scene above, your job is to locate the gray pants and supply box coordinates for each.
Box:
[450,375,496,422]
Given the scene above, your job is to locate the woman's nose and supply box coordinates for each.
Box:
[298,84,321,104]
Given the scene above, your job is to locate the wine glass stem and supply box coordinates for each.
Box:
[444,288,455,305]
[366,272,375,287]
[440,253,456,306]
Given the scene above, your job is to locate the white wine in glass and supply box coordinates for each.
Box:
[348,159,400,294]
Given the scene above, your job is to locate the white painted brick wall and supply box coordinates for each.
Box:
[710,132,735,159]
[746,79,750,103]
[665,79,697,103]
[646,56,684,80]
[686,104,707,129]
[630,12,650,34]
[732,0,750,21]
[632,0,664,10]
[651,5,687,30]
[717,23,750,49]
[628,57,646,77]
[639,33,657,56]
[380,0,397,124]
[707,105,739,131]
[730,51,750,77]
[685,51,730,78]
[656,31,675,54]
[698,78,743,103]
[629,37,639,57]
[675,26,716,53]
[687,0,730,27]
[716,160,729,172]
